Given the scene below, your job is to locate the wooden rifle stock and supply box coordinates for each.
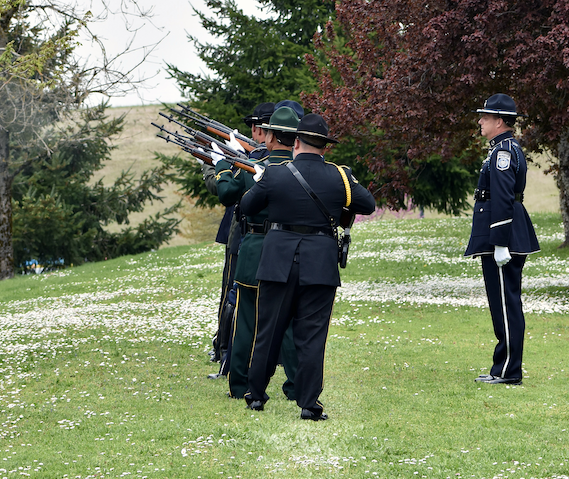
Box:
[189,149,256,174]
[203,125,256,152]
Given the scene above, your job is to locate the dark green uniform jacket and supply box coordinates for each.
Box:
[215,149,291,286]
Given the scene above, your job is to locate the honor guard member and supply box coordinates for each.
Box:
[241,113,376,420]
[214,106,300,399]
[208,102,275,372]
[244,102,275,154]
[465,93,540,385]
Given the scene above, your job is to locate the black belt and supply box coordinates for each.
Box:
[474,189,524,203]
[247,223,266,234]
[270,223,335,237]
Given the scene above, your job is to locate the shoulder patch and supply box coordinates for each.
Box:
[496,151,511,171]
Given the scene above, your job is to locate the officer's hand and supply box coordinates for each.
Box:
[225,131,245,153]
[494,246,512,267]
[194,147,205,166]
[253,164,265,182]
[211,142,226,165]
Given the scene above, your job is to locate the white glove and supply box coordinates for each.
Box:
[194,147,204,165]
[210,142,226,165]
[253,164,265,182]
[225,131,245,153]
[494,246,512,267]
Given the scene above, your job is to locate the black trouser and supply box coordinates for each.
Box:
[481,254,526,379]
[246,261,336,412]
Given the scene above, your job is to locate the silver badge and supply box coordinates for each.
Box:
[496,151,511,171]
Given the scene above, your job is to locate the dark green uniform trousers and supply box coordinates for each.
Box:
[228,283,297,399]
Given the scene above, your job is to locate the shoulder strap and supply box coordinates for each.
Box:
[286,162,336,227]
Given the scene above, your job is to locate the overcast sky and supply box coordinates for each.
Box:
[76,0,267,107]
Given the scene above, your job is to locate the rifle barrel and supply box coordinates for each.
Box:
[174,105,259,149]
[152,122,258,174]
[158,112,249,159]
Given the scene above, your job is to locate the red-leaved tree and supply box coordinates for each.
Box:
[305,0,569,247]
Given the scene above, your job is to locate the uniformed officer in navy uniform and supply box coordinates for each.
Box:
[465,93,540,385]
[241,113,376,420]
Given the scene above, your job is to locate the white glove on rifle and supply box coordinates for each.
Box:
[494,245,512,267]
[253,164,265,182]
[225,131,245,153]
[194,147,205,166]
[210,142,226,165]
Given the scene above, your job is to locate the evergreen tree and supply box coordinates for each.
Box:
[163,0,335,204]
[11,104,179,271]
[168,0,333,127]
[0,1,178,279]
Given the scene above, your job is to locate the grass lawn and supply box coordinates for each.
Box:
[1,213,568,479]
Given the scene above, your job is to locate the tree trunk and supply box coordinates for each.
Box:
[557,128,569,249]
[0,128,14,280]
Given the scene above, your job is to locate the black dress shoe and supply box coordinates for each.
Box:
[301,408,328,421]
[247,400,264,411]
[475,375,522,385]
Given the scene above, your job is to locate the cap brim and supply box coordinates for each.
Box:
[476,108,518,116]
[261,123,298,132]
[297,130,339,144]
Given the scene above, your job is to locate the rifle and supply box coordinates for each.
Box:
[152,122,259,175]
[157,112,251,160]
[174,104,259,152]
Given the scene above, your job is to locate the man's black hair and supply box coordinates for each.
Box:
[274,130,296,147]
[298,134,327,149]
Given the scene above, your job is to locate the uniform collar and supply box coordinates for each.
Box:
[489,131,514,148]
[268,149,292,162]
[292,152,325,162]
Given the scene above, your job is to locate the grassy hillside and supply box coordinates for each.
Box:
[95,104,225,246]
[1,214,567,478]
[97,104,560,245]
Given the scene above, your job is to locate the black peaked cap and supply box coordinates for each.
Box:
[296,113,339,144]
[243,102,275,127]
[476,93,523,117]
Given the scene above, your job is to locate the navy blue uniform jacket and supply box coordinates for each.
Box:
[464,131,539,257]
[240,152,376,287]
